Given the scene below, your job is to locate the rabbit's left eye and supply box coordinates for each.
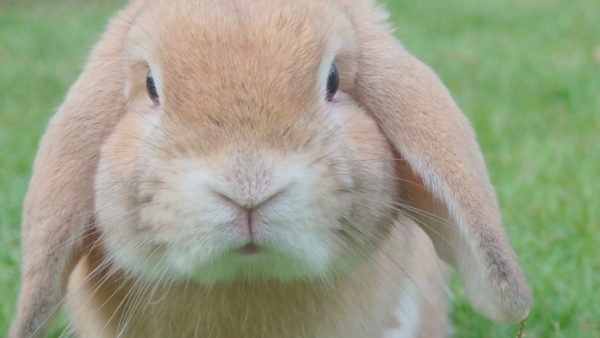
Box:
[326,64,339,101]
[147,71,159,104]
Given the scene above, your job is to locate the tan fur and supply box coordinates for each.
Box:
[9,0,531,337]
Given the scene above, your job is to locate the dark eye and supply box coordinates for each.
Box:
[147,71,159,104]
[326,64,339,101]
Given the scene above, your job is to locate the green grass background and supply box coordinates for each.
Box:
[1,0,599,337]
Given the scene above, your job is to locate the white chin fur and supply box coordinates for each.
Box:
[109,241,335,283]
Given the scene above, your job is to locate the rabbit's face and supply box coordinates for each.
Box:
[94,0,399,283]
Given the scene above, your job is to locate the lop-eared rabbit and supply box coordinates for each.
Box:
[9,0,531,337]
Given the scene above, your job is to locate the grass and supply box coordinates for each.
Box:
[1,0,599,337]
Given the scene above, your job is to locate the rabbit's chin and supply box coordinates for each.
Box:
[103,236,370,284]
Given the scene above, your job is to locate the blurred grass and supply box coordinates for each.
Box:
[1,0,599,337]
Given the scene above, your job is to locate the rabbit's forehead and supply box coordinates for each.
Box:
[129,0,353,98]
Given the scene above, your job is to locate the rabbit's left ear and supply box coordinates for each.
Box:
[346,6,532,323]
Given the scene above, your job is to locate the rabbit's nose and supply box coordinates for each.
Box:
[216,188,283,211]
[214,185,286,239]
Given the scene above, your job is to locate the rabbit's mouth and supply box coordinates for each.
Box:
[235,243,263,256]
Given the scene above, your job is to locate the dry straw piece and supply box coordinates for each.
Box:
[517,320,527,338]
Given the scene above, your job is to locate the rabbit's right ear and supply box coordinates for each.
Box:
[8,6,140,337]
[342,1,532,324]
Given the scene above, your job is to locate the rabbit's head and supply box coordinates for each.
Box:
[96,0,399,283]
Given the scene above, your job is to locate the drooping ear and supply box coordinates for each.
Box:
[8,8,137,338]
[346,6,532,323]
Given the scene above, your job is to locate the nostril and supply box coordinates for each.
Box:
[216,192,247,210]
[215,189,284,211]
[256,190,283,209]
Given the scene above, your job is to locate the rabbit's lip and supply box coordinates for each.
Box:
[235,243,262,255]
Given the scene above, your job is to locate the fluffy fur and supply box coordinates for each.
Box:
[9,0,532,337]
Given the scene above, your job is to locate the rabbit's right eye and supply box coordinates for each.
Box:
[325,64,339,101]
[146,71,159,104]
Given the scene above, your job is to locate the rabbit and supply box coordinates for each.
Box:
[8,0,532,337]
